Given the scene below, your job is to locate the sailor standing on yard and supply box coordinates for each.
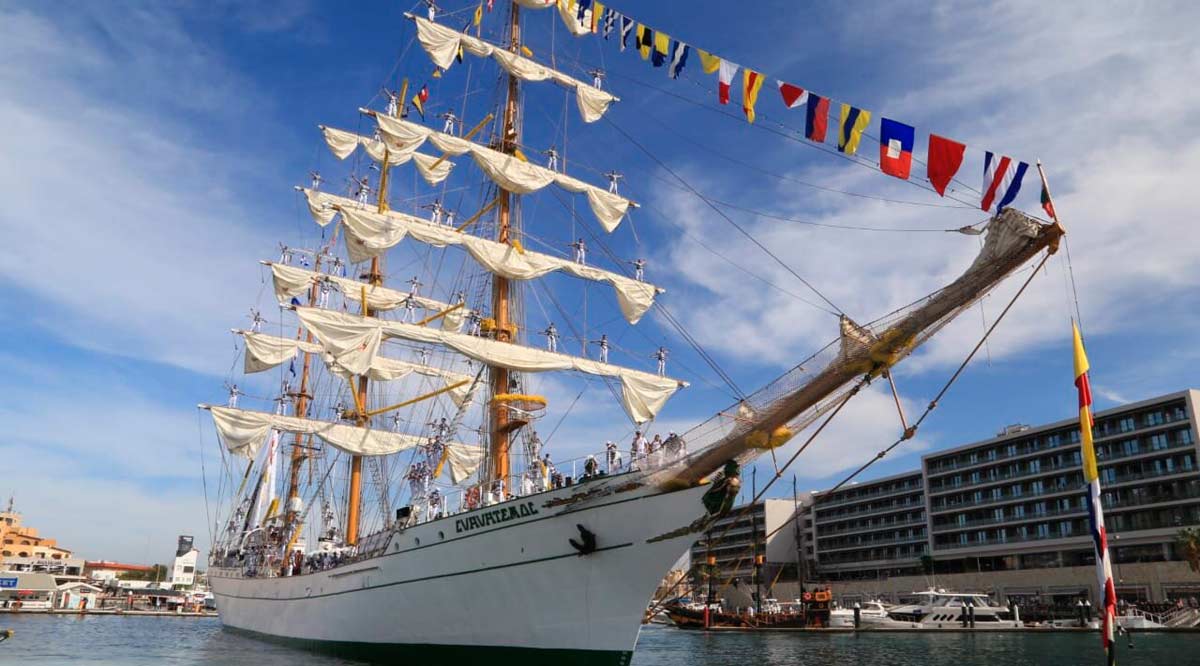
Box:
[629,258,646,282]
[569,238,586,265]
[401,293,419,323]
[383,89,399,117]
[309,171,324,191]
[354,176,372,205]
[592,333,610,363]
[439,111,460,135]
[541,322,559,352]
[422,200,446,226]
[653,346,669,376]
[604,170,623,194]
[544,145,559,172]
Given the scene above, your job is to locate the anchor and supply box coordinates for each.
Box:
[569,524,597,555]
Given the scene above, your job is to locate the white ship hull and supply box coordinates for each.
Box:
[210,476,709,665]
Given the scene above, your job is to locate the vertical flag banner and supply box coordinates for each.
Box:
[697,49,721,74]
[411,84,429,120]
[652,31,670,67]
[473,3,483,27]
[805,94,830,142]
[717,60,739,105]
[601,8,617,39]
[619,16,634,50]
[927,134,966,196]
[879,118,915,180]
[668,40,690,79]
[777,81,808,109]
[1073,323,1119,665]
[837,103,871,155]
[981,152,1029,212]
[1039,165,1059,220]
[743,69,765,123]
[590,2,604,32]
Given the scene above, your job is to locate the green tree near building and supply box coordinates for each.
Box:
[1176,528,1200,573]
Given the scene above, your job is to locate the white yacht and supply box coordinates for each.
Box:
[829,600,889,628]
[868,589,1021,629]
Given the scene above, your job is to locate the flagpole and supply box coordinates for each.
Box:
[1038,159,1085,332]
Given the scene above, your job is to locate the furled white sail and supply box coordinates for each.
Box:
[296,307,685,424]
[238,331,473,406]
[249,429,281,526]
[269,263,467,332]
[372,114,634,232]
[320,126,454,185]
[331,202,660,325]
[409,16,616,123]
[208,406,484,480]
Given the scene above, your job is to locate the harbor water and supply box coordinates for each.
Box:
[2,615,1197,665]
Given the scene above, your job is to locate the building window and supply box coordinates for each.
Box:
[1145,411,1165,427]
[992,487,1002,500]
[1119,417,1136,433]
[1029,459,1041,473]
[1036,524,1050,538]
[1013,505,1025,518]
[1180,429,1194,445]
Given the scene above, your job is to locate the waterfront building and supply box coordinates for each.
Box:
[0,498,72,561]
[809,470,928,580]
[0,571,58,609]
[816,389,1200,606]
[169,535,199,589]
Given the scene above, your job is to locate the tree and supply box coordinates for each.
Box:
[119,564,169,582]
[1176,528,1200,573]
[920,554,936,576]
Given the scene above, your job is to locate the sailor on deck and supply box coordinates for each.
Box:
[653,346,669,376]
[605,441,622,473]
[630,430,646,469]
[427,488,443,518]
[604,171,623,194]
[541,322,559,352]
[592,333,610,363]
[584,455,600,478]
[541,453,555,490]
[569,238,587,265]
[439,111,460,135]
[629,258,646,282]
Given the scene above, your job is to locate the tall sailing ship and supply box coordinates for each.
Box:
[201,3,1065,663]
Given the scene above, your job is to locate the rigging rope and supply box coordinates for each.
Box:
[603,114,846,318]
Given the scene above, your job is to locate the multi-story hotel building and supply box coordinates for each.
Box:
[695,390,1200,605]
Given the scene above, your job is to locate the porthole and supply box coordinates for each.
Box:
[414,538,420,545]
[438,531,445,540]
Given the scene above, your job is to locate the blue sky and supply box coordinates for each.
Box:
[2,0,1198,563]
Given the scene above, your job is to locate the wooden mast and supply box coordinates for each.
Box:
[488,1,521,493]
[345,90,399,546]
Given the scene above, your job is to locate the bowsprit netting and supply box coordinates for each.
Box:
[650,208,1064,488]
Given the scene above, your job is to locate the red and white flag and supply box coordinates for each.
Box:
[717,60,738,105]
[777,81,808,109]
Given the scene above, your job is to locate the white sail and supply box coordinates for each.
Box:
[238,331,473,406]
[296,307,685,424]
[372,114,634,232]
[269,263,468,332]
[320,125,454,185]
[307,196,659,325]
[249,429,281,527]
[207,406,483,481]
[410,16,616,123]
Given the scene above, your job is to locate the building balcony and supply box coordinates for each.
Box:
[813,482,924,509]
[817,534,928,553]
[816,517,927,537]
[815,500,927,524]
[925,418,1191,479]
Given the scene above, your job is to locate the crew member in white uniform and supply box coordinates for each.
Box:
[569,238,586,265]
[592,333,610,363]
[354,176,372,205]
[544,146,559,172]
[541,322,559,352]
[439,111,460,135]
[629,258,646,282]
[654,346,669,376]
[629,430,646,470]
[604,170,623,194]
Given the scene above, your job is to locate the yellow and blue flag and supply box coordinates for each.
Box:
[837,103,871,155]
